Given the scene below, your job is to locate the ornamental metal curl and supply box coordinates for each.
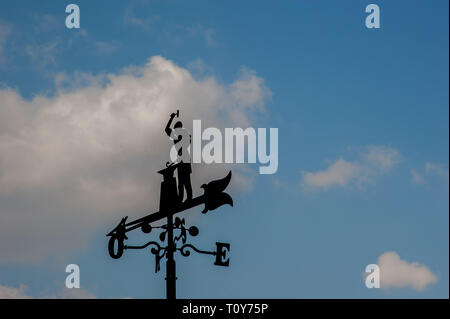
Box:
[125,241,167,273]
[178,244,216,257]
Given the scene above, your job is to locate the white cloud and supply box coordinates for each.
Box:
[410,169,425,185]
[0,56,270,264]
[123,5,159,32]
[187,24,218,47]
[25,41,59,67]
[45,287,96,299]
[425,162,449,181]
[362,145,402,172]
[0,284,31,299]
[302,159,362,189]
[230,68,272,109]
[410,162,449,185]
[0,284,95,299]
[187,59,214,77]
[301,145,401,190]
[377,251,437,291]
[32,14,59,33]
[94,41,121,55]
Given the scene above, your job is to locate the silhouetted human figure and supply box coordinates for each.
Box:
[165,112,193,203]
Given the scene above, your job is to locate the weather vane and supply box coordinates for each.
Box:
[106,109,233,300]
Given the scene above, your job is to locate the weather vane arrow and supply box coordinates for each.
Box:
[106,110,234,300]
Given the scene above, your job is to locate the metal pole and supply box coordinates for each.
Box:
[165,213,176,300]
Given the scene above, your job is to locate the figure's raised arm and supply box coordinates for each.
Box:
[165,113,176,137]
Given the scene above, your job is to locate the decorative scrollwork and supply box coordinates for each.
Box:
[178,244,216,257]
[125,241,167,273]
[173,219,199,245]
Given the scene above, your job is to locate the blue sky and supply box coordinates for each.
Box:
[0,0,448,298]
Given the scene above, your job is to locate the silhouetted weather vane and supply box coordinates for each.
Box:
[106,109,233,300]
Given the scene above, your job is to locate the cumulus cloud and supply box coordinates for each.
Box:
[361,145,401,172]
[0,284,95,299]
[377,251,437,291]
[187,24,218,47]
[0,56,271,264]
[94,41,121,55]
[0,284,31,299]
[410,169,425,185]
[32,14,60,34]
[230,68,272,109]
[301,145,401,190]
[45,287,96,299]
[187,59,214,78]
[425,162,449,181]
[302,159,362,189]
[410,162,449,185]
[123,4,159,32]
[25,41,59,67]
